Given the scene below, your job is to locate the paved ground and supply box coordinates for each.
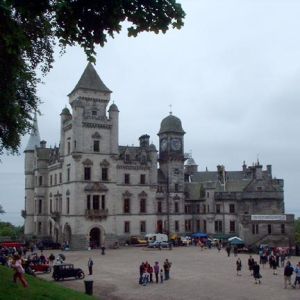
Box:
[40,246,300,300]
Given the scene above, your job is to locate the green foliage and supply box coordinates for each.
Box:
[0,265,97,300]
[0,204,4,214]
[0,0,185,155]
[0,222,23,239]
[295,218,300,244]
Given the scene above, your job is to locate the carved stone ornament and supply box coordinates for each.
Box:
[82,158,93,165]
[92,132,101,139]
[123,190,132,197]
[100,159,110,167]
[138,191,148,197]
[84,182,108,192]
[66,190,70,196]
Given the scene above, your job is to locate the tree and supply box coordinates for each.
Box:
[0,204,4,214]
[0,0,185,156]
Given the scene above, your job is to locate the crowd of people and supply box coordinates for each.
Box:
[138,259,172,286]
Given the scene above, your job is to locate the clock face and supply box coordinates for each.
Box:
[171,138,182,151]
[161,139,168,151]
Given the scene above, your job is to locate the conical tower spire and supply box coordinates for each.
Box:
[68,62,111,95]
[25,113,41,151]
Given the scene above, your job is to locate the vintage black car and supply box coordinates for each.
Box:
[52,264,85,281]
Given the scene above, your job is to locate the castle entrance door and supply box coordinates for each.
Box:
[90,227,101,249]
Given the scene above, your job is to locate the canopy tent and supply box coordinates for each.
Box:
[228,236,242,242]
[191,233,208,239]
[229,237,245,245]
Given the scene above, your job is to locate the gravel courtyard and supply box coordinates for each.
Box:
[41,246,300,300]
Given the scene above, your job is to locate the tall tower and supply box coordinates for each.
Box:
[24,114,41,235]
[158,113,185,234]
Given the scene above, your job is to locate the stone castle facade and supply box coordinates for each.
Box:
[23,63,294,249]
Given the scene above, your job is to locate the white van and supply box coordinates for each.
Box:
[145,233,168,243]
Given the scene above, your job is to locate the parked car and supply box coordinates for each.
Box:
[52,264,85,281]
[180,236,191,246]
[31,263,51,273]
[129,236,147,246]
[148,241,169,249]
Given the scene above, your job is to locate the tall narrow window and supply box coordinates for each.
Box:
[59,173,62,184]
[229,204,235,213]
[174,202,179,213]
[281,224,285,234]
[38,222,42,234]
[93,140,100,152]
[140,198,146,213]
[50,175,53,186]
[140,221,146,233]
[140,174,146,184]
[268,224,272,234]
[175,184,179,192]
[67,141,71,154]
[216,204,221,213]
[38,199,42,214]
[93,195,100,210]
[252,224,259,234]
[124,198,130,213]
[39,176,43,186]
[157,201,162,213]
[87,195,91,210]
[66,197,70,214]
[54,174,57,185]
[175,220,179,232]
[84,167,91,180]
[101,195,106,210]
[124,221,130,233]
[67,168,70,182]
[196,220,201,232]
[124,174,130,184]
[230,221,235,233]
[102,168,108,181]
[215,220,222,233]
[50,199,52,213]
[203,220,207,233]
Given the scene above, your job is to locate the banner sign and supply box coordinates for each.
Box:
[251,215,286,221]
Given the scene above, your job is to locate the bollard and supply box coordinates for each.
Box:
[84,280,93,295]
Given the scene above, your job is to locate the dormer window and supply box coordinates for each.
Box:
[92,110,97,116]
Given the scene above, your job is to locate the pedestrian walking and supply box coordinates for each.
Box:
[148,264,153,283]
[271,255,278,275]
[253,261,261,284]
[160,269,164,283]
[283,261,293,288]
[88,258,93,275]
[236,258,242,276]
[226,244,231,257]
[292,261,300,288]
[248,255,254,275]
[11,254,28,288]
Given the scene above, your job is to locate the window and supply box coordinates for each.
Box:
[54,174,57,185]
[67,141,71,154]
[174,202,179,213]
[252,224,259,234]
[207,205,210,213]
[50,199,52,213]
[140,221,146,233]
[50,175,53,186]
[67,168,70,182]
[93,195,100,210]
[101,195,106,210]
[59,173,62,184]
[92,110,97,116]
[216,204,221,213]
[202,204,206,214]
[102,168,108,181]
[38,222,42,234]
[140,174,146,184]
[206,191,210,198]
[196,204,200,214]
[281,224,285,234]
[140,198,146,213]
[185,220,192,231]
[124,198,130,213]
[84,167,91,180]
[175,184,179,192]
[66,197,70,214]
[49,222,52,236]
[124,173,130,184]
[196,220,201,232]
[229,204,235,213]
[87,195,91,210]
[124,221,130,233]
[230,221,235,233]
[175,220,179,232]
[39,176,43,186]
[93,140,100,152]
[203,220,207,233]
[268,224,272,234]
[157,201,162,213]
[215,220,222,233]
[38,199,42,214]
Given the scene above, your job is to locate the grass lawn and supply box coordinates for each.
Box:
[0,265,97,300]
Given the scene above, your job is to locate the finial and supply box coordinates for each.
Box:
[169,104,172,115]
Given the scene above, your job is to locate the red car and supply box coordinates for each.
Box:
[31,264,51,273]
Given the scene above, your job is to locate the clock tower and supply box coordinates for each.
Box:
[158,112,185,234]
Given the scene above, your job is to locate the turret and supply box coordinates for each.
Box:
[108,103,119,154]
[59,107,71,155]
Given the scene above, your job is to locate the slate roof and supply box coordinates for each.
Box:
[69,63,111,95]
[25,114,41,151]
[158,114,185,134]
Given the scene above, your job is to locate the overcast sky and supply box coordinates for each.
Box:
[1,0,300,225]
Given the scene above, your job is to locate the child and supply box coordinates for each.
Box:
[236,258,242,276]
[160,269,164,283]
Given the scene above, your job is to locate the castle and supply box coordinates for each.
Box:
[23,63,294,249]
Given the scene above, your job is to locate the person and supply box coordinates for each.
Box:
[226,244,231,257]
[142,269,149,286]
[154,261,160,283]
[139,262,145,285]
[271,255,278,275]
[148,264,153,283]
[233,246,238,257]
[283,261,293,288]
[163,259,172,280]
[48,253,55,270]
[248,256,254,275]
[11,254,28,288]
[160,268,164,283]
[236,258,242,276]
[252,261,261,284]
[88,258,93,275]
[292,261,300,288]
